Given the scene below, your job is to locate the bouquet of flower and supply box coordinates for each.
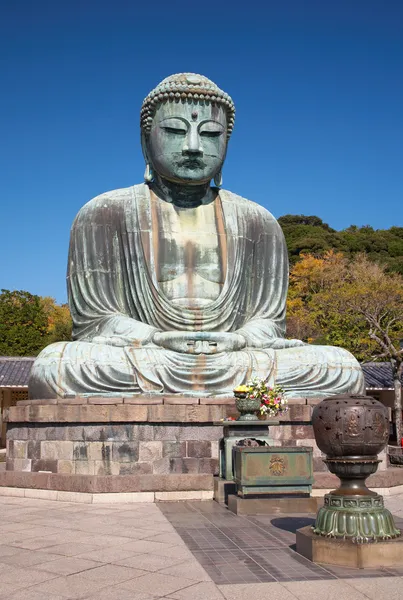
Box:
[235,379,288,418]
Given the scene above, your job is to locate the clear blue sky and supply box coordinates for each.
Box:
[1,1,402,303]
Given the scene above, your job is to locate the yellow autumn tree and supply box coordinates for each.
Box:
[39,297,72,346]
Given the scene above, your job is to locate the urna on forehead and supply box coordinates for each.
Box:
[140,73,235,138]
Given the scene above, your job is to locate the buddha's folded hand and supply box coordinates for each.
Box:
[265,338,306,349]
[153,331,247,354]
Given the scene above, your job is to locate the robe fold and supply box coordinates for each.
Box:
[29,184,365,399]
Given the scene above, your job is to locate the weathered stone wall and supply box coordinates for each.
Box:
[6,424,220,477]
[2,396,388,493]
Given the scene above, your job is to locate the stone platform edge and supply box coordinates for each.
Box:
[0,471,214,494]
[0,486,213,504]
[6,397,317,424]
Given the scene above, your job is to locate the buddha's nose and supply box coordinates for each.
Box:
[182,127,203,156]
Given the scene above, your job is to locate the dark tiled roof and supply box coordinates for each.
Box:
[0,357,35,387]
[361,362,403,389]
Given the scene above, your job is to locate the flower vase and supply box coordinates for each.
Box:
[234,393,260,421]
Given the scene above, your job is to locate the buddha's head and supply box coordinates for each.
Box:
[141,73,235,186]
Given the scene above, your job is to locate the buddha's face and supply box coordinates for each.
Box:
[146,101,228,184]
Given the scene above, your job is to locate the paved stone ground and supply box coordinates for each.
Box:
[0,494,402,599]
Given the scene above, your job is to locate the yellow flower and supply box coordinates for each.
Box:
[234,385,249,393]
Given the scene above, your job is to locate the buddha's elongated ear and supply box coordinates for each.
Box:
[213,170,223,188]
[141,132,154,183]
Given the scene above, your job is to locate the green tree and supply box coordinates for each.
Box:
[0,289,49,356]
[287,254,403,442]
[279,214,403,275]
[40,297,72,345]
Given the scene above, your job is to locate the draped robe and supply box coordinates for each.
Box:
[29,184,365,399]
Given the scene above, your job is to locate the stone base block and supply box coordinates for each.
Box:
[213,476,236,504]
[0,470,214,493]
[297,526,403,568]
[228,494,320,515]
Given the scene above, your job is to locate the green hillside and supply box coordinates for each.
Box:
[278,215,403,275]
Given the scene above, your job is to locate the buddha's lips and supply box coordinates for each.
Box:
[178,158,206,169]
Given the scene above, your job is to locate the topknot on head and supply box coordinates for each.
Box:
[140,73,235,139]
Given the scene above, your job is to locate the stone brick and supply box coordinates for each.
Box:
[31,459,57,473]
[137,425,155,441]
[102,424,139,441]
[280,404,312,422]
[152,457,171,474]
[87,442,113,462]
[138,441,162,462]
[79,406,110,422]
[123,397,163,405]
[163,397,199,404]
[27,441,41,460]
[6,459,14,471]
[162,441,186,458]
[184,405,211,422]
[153,426,181,441]
[73,442,89,460]
[306,398,325,406]
[9,458,32,472]
[47,426,68,441]
[8,406,29,422]
[108,405,148,422]
[87,397,124,404]
[75,460,95,475]
[291,425,315,439]
[199,397,234,405]
[187,441,212,458]
[296,438,323,458]
[29,405,58,422]
[27,426,66,441]
[178,425,222,442]
[199,458,219,475]
[27,425,55,441]
[94,460,120,476]
[269,425,292,441]
[68,425,104,442]
[58,460,74,474]
[211,441,219,459]
[57,397,88,404]
[112,441,139,463]
[148,405,187,422]
[57,405,84,422]
[7,426,29,440]
[119,462,152,475]
[169,458,199,474]
[41,441,74,461]
[313,457,328,472]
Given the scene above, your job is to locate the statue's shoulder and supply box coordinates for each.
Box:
[220,189,281,230]
[73,184,145,223]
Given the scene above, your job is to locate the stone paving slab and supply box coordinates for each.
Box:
[160,498,403,585]
[0,495,402,598]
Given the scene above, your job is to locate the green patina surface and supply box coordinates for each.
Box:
[233,446,313,497]
[313,492,401,543]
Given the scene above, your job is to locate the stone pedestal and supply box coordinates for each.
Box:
[4,397,231,493]
[2,397,390,496]
[297,526,403,568]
